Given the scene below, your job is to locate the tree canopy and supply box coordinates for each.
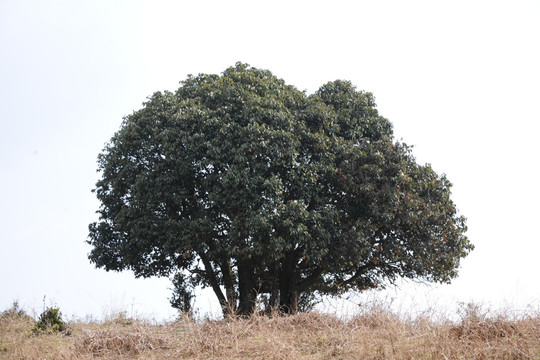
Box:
[88,63,473,316]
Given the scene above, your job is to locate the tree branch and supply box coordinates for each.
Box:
[340,262,378,286]
[296,266,323,291]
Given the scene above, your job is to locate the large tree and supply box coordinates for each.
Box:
[88,63,473,316]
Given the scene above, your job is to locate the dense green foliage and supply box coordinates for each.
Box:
[88,63,472,315]
[33,307,66,334]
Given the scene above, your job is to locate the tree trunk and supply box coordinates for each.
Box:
[220,257,236,312]
[268,262,280,313]
[278,253,299,314]
[236,259,257,316]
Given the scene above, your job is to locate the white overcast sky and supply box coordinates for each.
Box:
[1,0,539,321]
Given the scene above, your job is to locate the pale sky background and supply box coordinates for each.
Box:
[1,0,539,321]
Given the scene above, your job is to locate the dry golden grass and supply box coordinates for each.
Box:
[2,303,540,359]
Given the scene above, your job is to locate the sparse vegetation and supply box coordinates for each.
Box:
[1,302,540,359]
[0,302,32,322]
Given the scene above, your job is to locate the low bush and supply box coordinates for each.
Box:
[32,307,67,335]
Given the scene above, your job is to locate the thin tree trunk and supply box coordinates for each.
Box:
[199,252,233,317]
[220,257,236,311]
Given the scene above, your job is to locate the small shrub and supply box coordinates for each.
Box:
[32,307,67,335]
[104,311,135,326]
[0,301,32,321]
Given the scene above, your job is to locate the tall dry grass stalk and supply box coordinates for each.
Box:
[1,302,540,359]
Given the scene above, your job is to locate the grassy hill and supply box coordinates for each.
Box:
[1,302,540,359]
